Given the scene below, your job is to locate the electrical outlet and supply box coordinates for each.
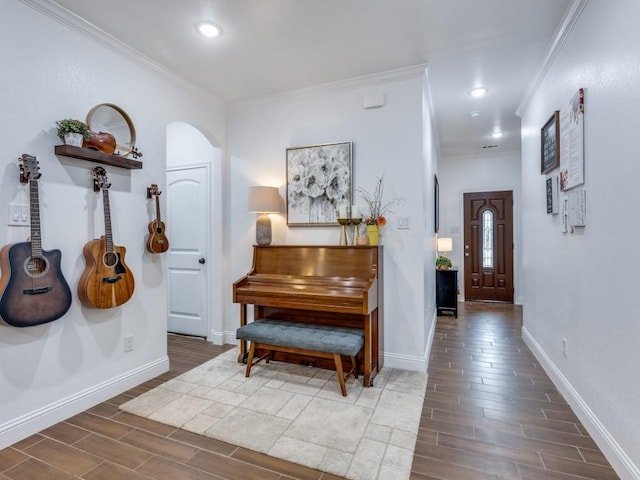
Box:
[562,337,567,358]
[124,335,134,353]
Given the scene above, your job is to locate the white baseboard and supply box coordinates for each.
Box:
[217,330,237,346]
[425,308,437,370]
[208,329,225,345]
[383,351,427,372]
[382,311,436,373]
[0,357,169,450]
[523,327,639,480]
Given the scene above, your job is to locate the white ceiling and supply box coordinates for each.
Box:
[52,0,571,158]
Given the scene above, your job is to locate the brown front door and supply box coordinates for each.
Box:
[464,191,514,303]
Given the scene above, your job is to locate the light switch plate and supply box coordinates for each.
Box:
[397,216,410,229]
[8,203,29,226]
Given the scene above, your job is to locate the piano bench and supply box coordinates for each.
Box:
[236,319,364,396]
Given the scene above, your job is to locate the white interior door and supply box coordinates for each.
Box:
[166,165,209,337]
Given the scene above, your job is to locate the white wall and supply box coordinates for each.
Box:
[0,0,225,448]
[520,0,640,477]
[422,72,439,355]
[227,69,437,370]
[438,151,522,302]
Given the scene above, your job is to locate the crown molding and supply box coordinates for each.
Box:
[439,147,522,163]
[516,0,589,117]
[230,64,428,108]
[19,0,223,105]
[22,0,426,108]
[297,63,428,92]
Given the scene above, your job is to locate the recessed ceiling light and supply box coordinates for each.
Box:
[470,111,480,118]
[196,21,222,38]
[470,87,487,98]
[491,131,503,138]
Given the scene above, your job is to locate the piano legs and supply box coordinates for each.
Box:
[363,311,375,387]
[237,303,248,363]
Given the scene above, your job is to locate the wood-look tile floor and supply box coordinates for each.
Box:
[412,302,619,480]
[0,303,620,479]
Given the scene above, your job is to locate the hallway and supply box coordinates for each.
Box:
[412,303,619,479]
[0,304,619,479]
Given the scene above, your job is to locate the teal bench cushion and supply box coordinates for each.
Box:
[236,319,364,357]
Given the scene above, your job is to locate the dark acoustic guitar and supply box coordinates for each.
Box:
[77,167,135,308]
[0,155,72,327]
[145,184,169,254]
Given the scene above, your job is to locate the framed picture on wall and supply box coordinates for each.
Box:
[541,111,560,174]
[434,174,439,233]
[546,175,559,214]
[286,141,352,226]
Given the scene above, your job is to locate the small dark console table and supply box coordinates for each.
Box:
[436,269,458,318]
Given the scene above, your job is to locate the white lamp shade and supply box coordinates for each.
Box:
[437,237,453,253]
[248,186,282,213]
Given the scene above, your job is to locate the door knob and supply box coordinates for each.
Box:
[198,257,206,264]
[465,253,470,257]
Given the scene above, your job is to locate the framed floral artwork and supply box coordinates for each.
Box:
[286,141,352,226]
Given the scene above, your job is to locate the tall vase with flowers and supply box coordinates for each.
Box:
[358,175,404,245]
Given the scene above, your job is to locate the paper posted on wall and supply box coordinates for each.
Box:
[567,190,586,232]
[559,88,585,191]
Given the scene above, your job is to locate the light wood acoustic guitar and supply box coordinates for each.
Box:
[77,167,135,308]
[145,184,169,254]
[0,155,72,327]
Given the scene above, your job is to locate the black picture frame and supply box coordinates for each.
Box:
[434,174,439,233]
[546,175,558,214]
[541,111,560,174]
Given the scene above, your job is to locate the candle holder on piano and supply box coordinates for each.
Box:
[337,217,349,245]
[350,217,362,245]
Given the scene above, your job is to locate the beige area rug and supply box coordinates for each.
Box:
[120,347,427,480]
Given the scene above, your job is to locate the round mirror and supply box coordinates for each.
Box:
[86,103,136,157]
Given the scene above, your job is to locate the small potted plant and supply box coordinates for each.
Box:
[55,118,90,147]
[436,256,453,270]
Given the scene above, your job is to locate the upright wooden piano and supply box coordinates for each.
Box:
[233,245,383,387]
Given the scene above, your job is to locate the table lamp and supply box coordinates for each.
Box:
[248,186,282,246]
[437,237,453,257]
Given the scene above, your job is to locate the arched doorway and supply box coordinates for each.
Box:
[166,122,223,340]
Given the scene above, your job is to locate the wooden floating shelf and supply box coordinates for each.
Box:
[55,144,143,170]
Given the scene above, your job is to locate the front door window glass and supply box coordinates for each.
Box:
[482,210,493,268]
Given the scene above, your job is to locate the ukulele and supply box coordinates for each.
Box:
[77,167,135,308]
[145,184,169,254]
[0,155,72,327]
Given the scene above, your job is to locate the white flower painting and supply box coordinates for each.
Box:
[286,141,352,225]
